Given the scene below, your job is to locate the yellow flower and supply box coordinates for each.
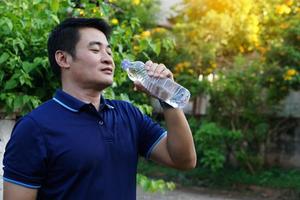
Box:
[280,23,289,29]
[132,0,140,5]
[151,27,167,34]
[175,63,182,69]
[141,30,151,38]
[248,34,259,44]
[211,63,217,69]
[188,69,194,74]
[286,69,298,76]
[258,47,267,54]
[79,10,85,16]
[285,0,293,6]
[284,76,292,81]
[133,46,140,51]
[276,4,291,15]
[239,46,245,53]
[182,61,191,67]
[111,18,119,25]
[205,68,213,74]
[175,63,184,73]
[92,8,97,13]
[284,69,298,80]
[108,0,115,2]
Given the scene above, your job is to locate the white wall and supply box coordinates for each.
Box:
[0,119,15,199]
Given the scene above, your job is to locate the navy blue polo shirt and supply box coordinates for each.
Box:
[3,89,166,200]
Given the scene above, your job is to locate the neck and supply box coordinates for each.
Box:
[62,83,102,111]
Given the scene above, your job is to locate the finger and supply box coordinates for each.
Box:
[145,60,153,70]
[153,64,167,78]
[148,63,158,77]
[150,63,166,78]
[160,68,174,80]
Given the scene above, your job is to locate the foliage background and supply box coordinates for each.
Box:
[0,0,176,192]
[1,0,300,192]
[169,0,300,173]
[0,0,176,116]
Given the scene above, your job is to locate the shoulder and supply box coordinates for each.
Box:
[20,99,62,129]
[105,99,142,114]
[10,114,43,142]
[29,99,57,117]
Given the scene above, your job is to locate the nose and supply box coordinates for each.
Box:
[100,51,113,65]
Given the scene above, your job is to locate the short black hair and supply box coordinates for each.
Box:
[47,17,112,75]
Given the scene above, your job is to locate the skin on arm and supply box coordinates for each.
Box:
[134,60,197,170]
[4,181,37,200]
[150,109,196,170]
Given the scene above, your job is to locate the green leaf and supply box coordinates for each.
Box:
[142,52,150,60]
[33,0,43,4]
[119,93,130,101]
[13,95,24,110]
[150,42,161,56]
[0,52,9,64]
[100,2,111,16]
[0,71,4,83]
[22,61,34,73]
[4,79,18,90]
[50,0,59,12]
[1,17,13,32]
[139,39,149,51]
[50,14,60,24]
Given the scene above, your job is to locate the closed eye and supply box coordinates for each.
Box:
[91,49,100,53]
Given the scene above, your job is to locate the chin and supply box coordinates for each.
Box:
[96,80,113,90]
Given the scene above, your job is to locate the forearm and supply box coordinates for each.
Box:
[4,181,37,200]
[163,108,197,169]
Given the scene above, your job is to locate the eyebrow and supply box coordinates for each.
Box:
[88,41,111,49]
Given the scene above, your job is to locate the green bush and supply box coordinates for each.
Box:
[0,0,64,115]
[0,0,176,116]
[263,16,300,101]
[194,121,242,172]
[137,174,175,193]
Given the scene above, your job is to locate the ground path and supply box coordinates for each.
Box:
[0,177,296,200]
[137,185,296,200]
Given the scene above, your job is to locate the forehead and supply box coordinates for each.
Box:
[77,27,109,46]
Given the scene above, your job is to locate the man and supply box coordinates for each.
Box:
[3,18,196,200]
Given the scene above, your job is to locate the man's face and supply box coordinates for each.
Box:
[68,27,115,90]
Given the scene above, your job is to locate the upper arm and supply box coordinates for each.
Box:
[4,181,37,200]
[3,116,47,190]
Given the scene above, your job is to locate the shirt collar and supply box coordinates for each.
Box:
[53,89,114,112]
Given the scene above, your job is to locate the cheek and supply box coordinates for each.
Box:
[78,56,100,71]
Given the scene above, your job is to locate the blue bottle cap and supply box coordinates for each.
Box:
[121,59,130,70]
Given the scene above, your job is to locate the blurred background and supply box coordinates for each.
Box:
[0,0,299,199]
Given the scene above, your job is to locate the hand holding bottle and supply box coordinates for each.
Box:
[122,59,191,108]
[144,60,173,80]
[133,60,173,93]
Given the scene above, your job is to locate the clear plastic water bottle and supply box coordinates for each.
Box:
[121,59,191,108]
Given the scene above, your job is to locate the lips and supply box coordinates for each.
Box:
[100,67,113,74]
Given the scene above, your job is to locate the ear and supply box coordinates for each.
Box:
[55,50,72,70]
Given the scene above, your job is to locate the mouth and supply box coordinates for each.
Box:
[100,67,113,74]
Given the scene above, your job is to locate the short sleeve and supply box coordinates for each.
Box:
[3,116,47,189]
[131,105,167,159]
